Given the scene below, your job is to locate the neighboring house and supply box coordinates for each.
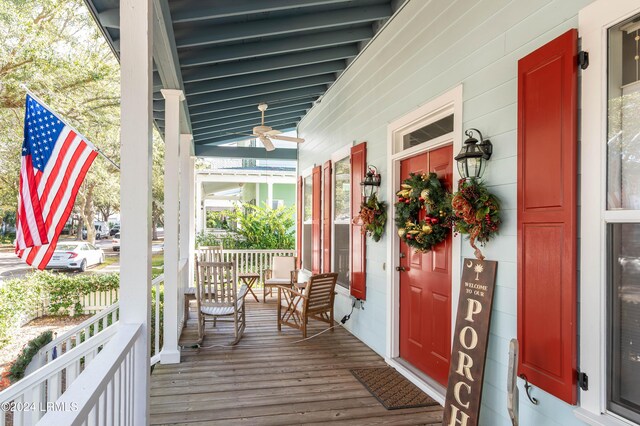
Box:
[196,160,296,233]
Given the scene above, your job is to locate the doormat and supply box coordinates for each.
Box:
[350,367,440,410]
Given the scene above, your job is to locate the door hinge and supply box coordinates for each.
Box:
[578,371,589,391]
[578,51,589,70]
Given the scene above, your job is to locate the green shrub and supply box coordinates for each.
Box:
[197,203,295,250]
[0,272,119,348]
[8,330,53,383]
[0,277,47,347]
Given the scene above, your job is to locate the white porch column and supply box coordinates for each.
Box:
[179,133,193,284]
[195,175,203,234]
[188,156,196,291]
[160,89,184,365]
[267,181,274,209]
[120,0,152,422]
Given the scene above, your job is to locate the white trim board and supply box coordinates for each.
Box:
[384,85,463,399]
[579,1,640,425]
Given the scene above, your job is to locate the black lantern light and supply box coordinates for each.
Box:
[360,165,381,201]
[455,128,493,179]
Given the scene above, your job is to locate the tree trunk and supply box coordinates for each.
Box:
[78,184,96,244]
[152,217,158,241]
[76,218,83,241]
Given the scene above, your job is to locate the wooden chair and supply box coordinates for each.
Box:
[184,246,224,323]
[195,260,247,345]
[263,256,297,302]
[277,273,338,338]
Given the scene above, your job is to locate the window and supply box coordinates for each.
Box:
[303,176,312,271]
[333,156,350,288]
[607,13,640,422]
[402,114,454,150]
[579,2,640,422]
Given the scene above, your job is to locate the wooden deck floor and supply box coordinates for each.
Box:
[150,292,443,425]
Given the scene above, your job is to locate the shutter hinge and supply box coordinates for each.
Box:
[577,371,589,391]
[578,51,589,70]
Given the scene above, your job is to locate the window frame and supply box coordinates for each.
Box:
[300,166,314,273]
[331,144,353,294]
[578,1,640,425]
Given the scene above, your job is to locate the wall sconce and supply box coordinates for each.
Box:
[360,165,381,201]
[455,128,493,179]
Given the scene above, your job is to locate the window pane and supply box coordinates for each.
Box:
[608,223,640,422]
[303,177,312,221]
[402,114,453,150]
[334,224,350,288]
[334,157,350,221]
[303,224,312,271]
[607,14,640,210]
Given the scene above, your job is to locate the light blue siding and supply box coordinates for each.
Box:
[298,0,593,424]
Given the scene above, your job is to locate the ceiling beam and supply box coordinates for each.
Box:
[181,45,358,84]
[184,61,344,96]
[174,4,392,48]
[194,145,298,160]
[193,105,311,133]
[193,112,306,137]
[192,105,311,131]
[171,0,353,23]
[180,27,372,67]
[190,99,315,125]
[187,74,335,107]
[152,0,192,133]
[188,86,325,115]
[195,118,301,140]
[195,123,298,145]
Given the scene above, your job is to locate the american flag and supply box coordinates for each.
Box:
[15,94,98,269]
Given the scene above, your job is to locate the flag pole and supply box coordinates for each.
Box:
[19,84,121,170]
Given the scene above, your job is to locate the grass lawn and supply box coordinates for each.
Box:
[152,253,164,276]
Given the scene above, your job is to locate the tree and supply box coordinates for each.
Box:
[152,134,165,241]
[0,0,121,243]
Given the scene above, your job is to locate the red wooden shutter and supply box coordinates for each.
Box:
[350,142,366,300]
[312,165,321,275]
[322,160,332,273]
[517,29,578,404]
[296,176,302,269]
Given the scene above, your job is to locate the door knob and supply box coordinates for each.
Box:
[395,266,406,272]
[399,253,406,258]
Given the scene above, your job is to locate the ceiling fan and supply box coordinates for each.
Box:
[248,103,305,151]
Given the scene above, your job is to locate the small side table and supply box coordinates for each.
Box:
[238,273,260,302]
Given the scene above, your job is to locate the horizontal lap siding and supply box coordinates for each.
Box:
[298,0,593,424]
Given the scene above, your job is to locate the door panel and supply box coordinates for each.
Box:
[399,145,453,386]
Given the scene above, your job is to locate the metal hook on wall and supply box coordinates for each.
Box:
[519,374,539,405]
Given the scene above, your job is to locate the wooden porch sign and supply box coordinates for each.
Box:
[442,259,498,426]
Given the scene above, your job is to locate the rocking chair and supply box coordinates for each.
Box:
[277,273,338,338]
[195,260,247,345]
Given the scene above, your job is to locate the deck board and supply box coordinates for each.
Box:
[150,293,443,425]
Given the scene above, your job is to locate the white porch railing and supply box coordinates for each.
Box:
[150,273,164,365]
[38,302,120,366]
[0,325,119,426]
[37,323,142,426]
[221,249,295,283]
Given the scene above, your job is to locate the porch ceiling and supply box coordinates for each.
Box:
[84,0,404,156]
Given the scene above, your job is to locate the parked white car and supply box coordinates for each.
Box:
[46,242,104,272]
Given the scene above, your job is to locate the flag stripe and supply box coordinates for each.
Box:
[34,149,97,269]
[38,128,73,199]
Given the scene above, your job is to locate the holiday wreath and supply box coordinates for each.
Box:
[394,172,454,252]
[451,178,501,260]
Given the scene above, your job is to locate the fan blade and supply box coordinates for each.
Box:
[259,136,275,151]
[270,134,305,143]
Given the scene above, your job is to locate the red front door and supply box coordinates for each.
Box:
[399,145,453,386]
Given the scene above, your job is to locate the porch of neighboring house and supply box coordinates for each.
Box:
[150,297,443,425]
